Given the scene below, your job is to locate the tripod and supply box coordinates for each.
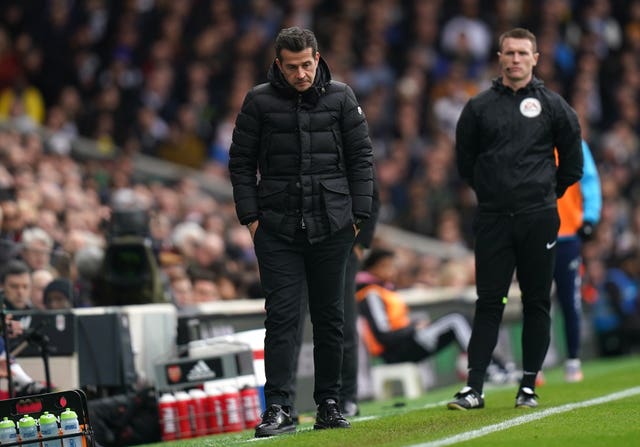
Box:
[10,321,53,394]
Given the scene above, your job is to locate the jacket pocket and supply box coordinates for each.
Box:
[320,177,353,232]
[258,179,289,211]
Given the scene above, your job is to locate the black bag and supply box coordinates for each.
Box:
[87,388,161,447]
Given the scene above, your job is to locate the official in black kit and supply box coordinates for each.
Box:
[229,27,374,436]
[448,28,583,411]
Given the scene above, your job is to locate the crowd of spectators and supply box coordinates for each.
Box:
[0,0,638,328]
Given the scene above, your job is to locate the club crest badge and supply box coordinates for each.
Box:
[520,98,541,118]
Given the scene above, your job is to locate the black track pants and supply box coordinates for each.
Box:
[467,208,560,392]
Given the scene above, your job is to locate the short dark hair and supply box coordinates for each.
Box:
[275,27,318,60]
[362,248,395,271]
[2,259,30,283]
[498,28,537,53]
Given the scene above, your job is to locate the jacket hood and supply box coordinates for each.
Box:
[267,56,332,104]
[492,75,544,94]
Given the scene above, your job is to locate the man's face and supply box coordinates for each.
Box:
[276,47,320,92]
[45,291,71,310]
[498,37,538,86]
[4,273,31,309]
[172,278,194,307]
[192,279,220,303]
[22,241,51,270]
[371,257,398,283]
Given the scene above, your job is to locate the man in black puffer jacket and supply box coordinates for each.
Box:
[229,27,373,437]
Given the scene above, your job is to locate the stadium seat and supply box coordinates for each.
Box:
[370,362,424,400]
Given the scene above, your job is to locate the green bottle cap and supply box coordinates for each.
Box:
[18,415,36,428]
[39,412,57,425]
[60,408,78,420]
[0,417,15,429]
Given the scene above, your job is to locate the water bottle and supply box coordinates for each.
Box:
[0,416,17,445]
[18,415,38,447]
[59,409,81,447]
[39,412,60,447]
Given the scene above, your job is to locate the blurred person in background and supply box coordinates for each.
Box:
[0,187,23,241]
[30,268,54,310]
[2,259,32,310]
[554,140,602,382]
[42,277,74,310]
[356,248,510,381]
[20,226,54,273]
[169,272,195,310]
[190,270,220,303]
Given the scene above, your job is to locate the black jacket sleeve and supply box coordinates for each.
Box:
[355,168,380,248]
[229,91,261,225]
[341,85,374,219]
[455,100,480,189]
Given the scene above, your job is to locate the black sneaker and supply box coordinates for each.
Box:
[314,398,351,429]
[447,386,485,410]
[341,400,360,417]
[515,387,538,409]
[254,404,296,438]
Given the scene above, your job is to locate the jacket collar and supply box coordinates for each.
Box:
[267,56,332,106]
[492,75,544,94]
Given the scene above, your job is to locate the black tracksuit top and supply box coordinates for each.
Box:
[456,76,583,215]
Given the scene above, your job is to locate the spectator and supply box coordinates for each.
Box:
[30,268,55,310]
[189,232,226,276]
[591,253,640,356]
[2,259,32,310]
[71,242,104,307]
[42,277,74,310]
[169,273,195,310]
[20,226,55,273]
[0,239,20,271]
[190,270,220,303]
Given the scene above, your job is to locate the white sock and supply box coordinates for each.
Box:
[10,363,34,386]
[566,358,581,369]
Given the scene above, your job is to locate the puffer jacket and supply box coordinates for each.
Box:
[229,57,374,243]
[456,76,583,215]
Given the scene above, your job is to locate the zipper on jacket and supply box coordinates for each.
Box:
[297,93,306,230]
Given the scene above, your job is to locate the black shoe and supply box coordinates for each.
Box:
[314,398,351,430]
[341,400,360,417]
[515,387,538,409]
[254,404,296,438]
[447,386,485,410]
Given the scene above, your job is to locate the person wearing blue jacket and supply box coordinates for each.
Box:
[554,140,602,382]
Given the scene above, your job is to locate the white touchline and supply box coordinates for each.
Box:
[410,386,640,447]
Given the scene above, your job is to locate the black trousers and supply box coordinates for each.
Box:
[467,208,560,390]
[287,248,359,412]
[254,225,355,407]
